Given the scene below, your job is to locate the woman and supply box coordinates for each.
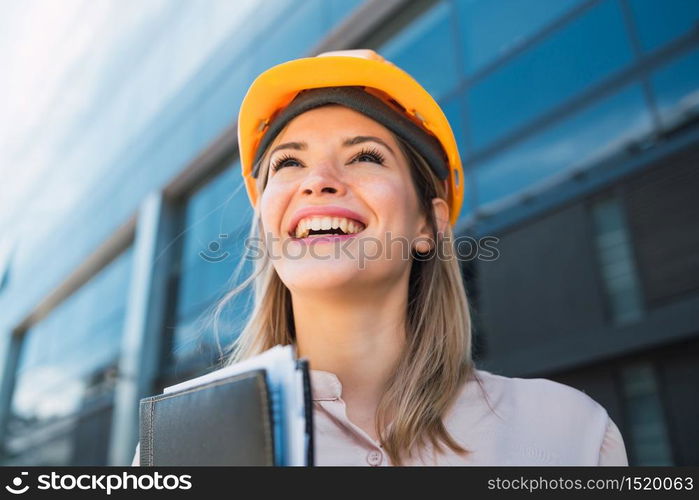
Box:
[133,49,628,466]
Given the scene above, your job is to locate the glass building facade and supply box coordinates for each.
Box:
[1,0,698,465]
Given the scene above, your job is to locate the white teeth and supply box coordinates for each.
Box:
[293,216,365,238]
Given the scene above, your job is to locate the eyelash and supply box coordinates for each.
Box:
[270,147,386,172]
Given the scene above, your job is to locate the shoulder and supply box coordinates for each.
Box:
[471,368,608,421]
[453,368,615,463]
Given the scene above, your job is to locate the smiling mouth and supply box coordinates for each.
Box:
[291,216,366,239]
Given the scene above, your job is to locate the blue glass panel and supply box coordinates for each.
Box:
[467,0,634,150]
[457,167,477,223]
[628,0,699,52]
[249,0,326,78]
[456,0,582,74]
[173,164,254,363]
[327,0,365,27]
[9,247,133,457]
[439,93,475,222]
[474,85,653,209]
[591,196,644,325]
[171,281,251,366]
[195,57,254,151]
[177,165,253,310]
[439,93,468,157]
[621,362,674,465]
[650,48,699,129]
[380,1,460,101]
[147,109,211,187]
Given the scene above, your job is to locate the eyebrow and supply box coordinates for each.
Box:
[269,135,396,158]
[344,135,396,156]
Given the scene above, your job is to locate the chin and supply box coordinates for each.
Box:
[276,257,371,293]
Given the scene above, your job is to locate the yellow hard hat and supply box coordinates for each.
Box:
[237,49,464,226]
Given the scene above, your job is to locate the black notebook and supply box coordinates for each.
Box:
[139,345,314,466]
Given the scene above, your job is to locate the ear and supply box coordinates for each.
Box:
[431,197,450,237]
[415,197,449,252]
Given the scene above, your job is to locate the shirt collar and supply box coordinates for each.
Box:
[309,369,343,401]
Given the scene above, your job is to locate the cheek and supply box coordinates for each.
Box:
[359,173,419,230]
[259,182,293,235]
[357,170,407,204]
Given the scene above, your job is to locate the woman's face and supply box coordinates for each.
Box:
[259,105,432,294]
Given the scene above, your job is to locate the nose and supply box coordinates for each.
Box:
[298,162,346,198]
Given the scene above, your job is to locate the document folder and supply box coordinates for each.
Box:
[139,345,314,466]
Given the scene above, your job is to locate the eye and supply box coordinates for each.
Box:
[350,147,386,165]
[271,153,302,172]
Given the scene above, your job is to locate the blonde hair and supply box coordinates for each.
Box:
[210,121,478,465]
